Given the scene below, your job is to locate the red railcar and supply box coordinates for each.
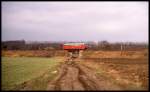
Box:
[63,43,87,50]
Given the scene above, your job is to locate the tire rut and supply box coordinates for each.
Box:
[47,61,120,90]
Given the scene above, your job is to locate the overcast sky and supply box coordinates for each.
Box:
[2,2,148,42]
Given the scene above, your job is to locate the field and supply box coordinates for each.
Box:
[2,57,63,90]
[1,50,149,91]
[2,50,67,57]
[80,58,148,90]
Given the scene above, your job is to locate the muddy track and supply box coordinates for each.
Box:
[15,60,122,90]
[47,61,121,91]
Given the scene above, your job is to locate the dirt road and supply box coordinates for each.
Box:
[14,57,148,91]
[47,61,122,91]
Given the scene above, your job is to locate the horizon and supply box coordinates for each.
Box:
[2,39,148,44]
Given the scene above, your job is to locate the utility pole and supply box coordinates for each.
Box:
[121,43,123,56]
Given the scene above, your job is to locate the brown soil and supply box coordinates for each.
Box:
[46,61,122,91]
[13,57,148,91]
[80,58,149,90]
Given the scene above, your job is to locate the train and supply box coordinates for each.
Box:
[63,43,87,59]
[63,43,87,50]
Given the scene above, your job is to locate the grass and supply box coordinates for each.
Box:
[2,57,62,90]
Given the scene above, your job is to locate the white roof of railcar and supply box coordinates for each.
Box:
[64,43,85,45]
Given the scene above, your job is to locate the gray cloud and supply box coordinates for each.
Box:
[2,2,148,42]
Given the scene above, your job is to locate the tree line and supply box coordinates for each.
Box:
[1,40,148,51]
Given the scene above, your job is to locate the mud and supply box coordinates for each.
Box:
[47,61,122,91]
